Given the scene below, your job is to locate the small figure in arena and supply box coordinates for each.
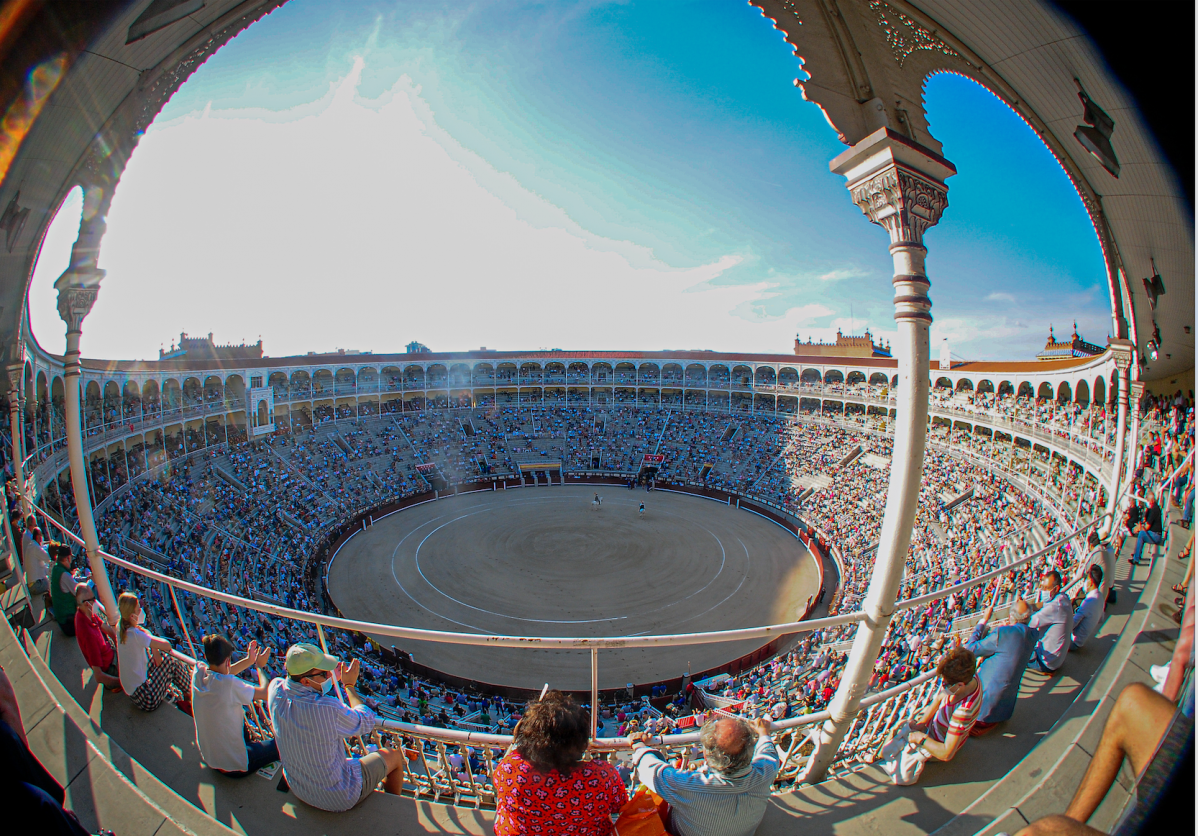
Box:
[638,502,645,519]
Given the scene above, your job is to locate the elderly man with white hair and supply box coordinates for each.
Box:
[630,714,779,836]
[964,598,1038,735]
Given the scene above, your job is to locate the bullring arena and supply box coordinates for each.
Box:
[328,486,819,689]
[0,3,1192,836]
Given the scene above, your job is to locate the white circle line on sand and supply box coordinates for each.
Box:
[406,497,731,624]
[383,493,732,628]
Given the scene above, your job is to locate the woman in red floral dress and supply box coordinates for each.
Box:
[494,690,628,836]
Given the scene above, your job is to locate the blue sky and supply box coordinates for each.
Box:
[30,0,1109,360]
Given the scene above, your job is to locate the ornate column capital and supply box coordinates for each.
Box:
[1129,380,1145,410]
[1107,339,1134,374]
[5,364,22,409]
[830,128,956,249]
[56,280,101,336]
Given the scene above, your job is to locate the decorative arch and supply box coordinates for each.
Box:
[1074,379,1090,404]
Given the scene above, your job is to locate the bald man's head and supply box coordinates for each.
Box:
[699,717,756,775]
[1010,599,1031,624]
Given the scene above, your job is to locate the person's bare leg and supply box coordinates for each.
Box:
[1015,814,1106,836]
[1063,682,1174,823]
[378,747,407,794]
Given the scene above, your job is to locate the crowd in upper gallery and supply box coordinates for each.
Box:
[16,370,1126,491]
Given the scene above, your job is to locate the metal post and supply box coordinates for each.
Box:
[803,129,953,783]
[590,647,599,739]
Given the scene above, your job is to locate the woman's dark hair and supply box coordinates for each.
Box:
[937,646,976,686]
[514,690,590,774]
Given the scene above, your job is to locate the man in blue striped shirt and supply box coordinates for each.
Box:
[631,715,779,836]
[268,643,404,811]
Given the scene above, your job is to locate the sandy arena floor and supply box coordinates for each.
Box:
[326,485,819,690]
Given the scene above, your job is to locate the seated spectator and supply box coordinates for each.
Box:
[1070,565,1105,650]
[116,591,192,713]
[73,588,120,690]
[1027,570,1073,674]
[1129,495,1164,566]
[1078,531,1114,605]
[493,690,626,836]
[966,600,1036,733]
[192,635,277,777]
[268,643,404,811]
[631,714,779,836]
[874,647,982,784]
[48,545,80,637]
[1111,500,1142,558]
[22,527,49,625]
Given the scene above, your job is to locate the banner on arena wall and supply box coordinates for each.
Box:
[415,463,437,474]
[641,454,665,467]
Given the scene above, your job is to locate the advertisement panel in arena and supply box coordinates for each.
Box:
[642,453,665,467]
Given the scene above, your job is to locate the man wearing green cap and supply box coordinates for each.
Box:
[267,642,404,811]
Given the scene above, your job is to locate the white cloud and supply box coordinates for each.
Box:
[984,291,1016,303]
[817,266,869,282]
[27,58,820,360]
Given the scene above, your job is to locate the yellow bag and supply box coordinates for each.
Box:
[615,786,671,836]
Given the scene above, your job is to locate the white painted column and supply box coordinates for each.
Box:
[54,190,118,624]
[1101,342,1133,535]
[803,129,954,783]
[1124,380,1145,492]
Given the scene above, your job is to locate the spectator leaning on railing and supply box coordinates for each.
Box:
[965,600,1036,734]
[630,714,779,836]
[192,635,277,778]
[268,642,404,812]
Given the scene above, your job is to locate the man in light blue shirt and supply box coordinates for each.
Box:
[268,643,404,811]
[1071,565,1106,650]
[1027,570,1074,673]
[630,715,779,836]
[965,599,1037,731]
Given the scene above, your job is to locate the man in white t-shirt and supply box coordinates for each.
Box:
[192,634,277,777]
